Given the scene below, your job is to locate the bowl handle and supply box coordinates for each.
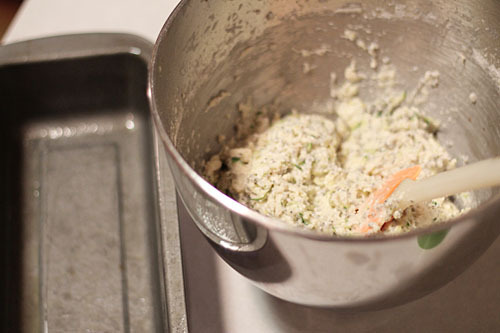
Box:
[155,135,268,252]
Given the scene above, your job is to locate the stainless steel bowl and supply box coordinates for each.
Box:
[150,0,500,309]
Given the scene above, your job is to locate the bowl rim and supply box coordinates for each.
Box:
[148,0,500,244]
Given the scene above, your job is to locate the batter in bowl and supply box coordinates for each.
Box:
[204,61,470,236]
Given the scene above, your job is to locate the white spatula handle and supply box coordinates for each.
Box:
[393,157,500,209]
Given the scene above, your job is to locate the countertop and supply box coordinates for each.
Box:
[2,0,178,44]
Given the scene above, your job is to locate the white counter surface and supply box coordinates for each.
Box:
[4,1,500,332]
[2,0,178,44]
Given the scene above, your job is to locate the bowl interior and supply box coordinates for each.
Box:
[152,0,500,217]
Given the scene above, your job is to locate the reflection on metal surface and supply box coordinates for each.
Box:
[418,229,449,249]
[0,34,188,332]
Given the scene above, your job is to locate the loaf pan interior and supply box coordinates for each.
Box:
[0,52,166,332]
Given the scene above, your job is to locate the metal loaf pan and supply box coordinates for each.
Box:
[0,34,187,332]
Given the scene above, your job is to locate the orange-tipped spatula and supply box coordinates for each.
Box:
[359,157,500,233]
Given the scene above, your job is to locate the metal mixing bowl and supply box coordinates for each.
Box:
[150,0,500,309]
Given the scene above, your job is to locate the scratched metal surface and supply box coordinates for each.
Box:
[0,34,187,332]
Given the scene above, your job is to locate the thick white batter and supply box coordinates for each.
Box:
[205,61,468,236]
